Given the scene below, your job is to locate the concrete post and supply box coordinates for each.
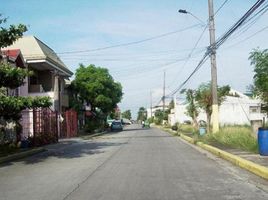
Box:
[53,73,60,112]
[208,0,219,133]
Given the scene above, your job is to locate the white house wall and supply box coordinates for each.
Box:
[219,96,263,125]
[170,96,265,126]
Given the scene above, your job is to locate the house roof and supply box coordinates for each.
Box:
[1,49,26,67]
[2,36,73,77]
[2,49,20,60]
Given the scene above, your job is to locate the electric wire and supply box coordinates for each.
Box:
[22,24,201,58]
[165,0,230,95]
[224,25,268,49]
[161,0,267,105]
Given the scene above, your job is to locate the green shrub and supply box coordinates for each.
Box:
[171,125,178,131]
[148,117,154,124]
[178,124,197,134]
[171,122,180,131]
[154,118,162,125]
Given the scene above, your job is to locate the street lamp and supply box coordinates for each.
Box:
[178,9,206,26]
[179,2,219,133]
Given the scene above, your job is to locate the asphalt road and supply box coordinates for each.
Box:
[1,124,268,200]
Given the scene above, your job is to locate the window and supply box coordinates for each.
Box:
[249,106,260,113]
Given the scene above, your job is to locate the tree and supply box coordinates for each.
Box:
[195,82,230,132]
[71,64,123,132]
[249,48,268,115]
[181,89,199,128]
[122,110,132,120]
[0,15,51,143]
[137,107,147,121]
[154,109,164,125]
[167,100,174,114]
[0,14,27,48]
[72,64,123,114]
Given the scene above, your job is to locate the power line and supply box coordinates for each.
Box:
[112,50,204,78]
[222,2,268,43]
[168,52,210,96]
[59,47,206,58]
[224,25,268,48]
[166,0,229,91]
[215,0,267,49]
[214,0,230,16]
[167,26,208,88]
[163,0,267,102]
[56,24,202,55]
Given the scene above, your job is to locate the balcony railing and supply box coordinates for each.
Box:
[28,91,54,99]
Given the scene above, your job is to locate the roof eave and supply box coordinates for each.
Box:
[26,59,73,77]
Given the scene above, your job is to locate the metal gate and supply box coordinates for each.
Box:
[32,108,58,146]
[60,109,78,138]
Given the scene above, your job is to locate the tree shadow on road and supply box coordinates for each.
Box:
[0,139,127,167]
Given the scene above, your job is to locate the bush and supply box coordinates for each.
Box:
[154,118,162,125]
[202,126,258,153]
[171,122,180,131]
[148,117,154,124]
[178,124,197,134]
[171,125,178,131]
[84,117,106,134]
[28,132,57,147]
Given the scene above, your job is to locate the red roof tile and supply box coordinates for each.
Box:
[1,49,21,60]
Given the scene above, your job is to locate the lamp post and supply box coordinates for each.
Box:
[178,9,206,26]
[178,1,219,133]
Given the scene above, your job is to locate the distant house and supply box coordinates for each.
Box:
[147,104,170,119]
[168,89,265,126]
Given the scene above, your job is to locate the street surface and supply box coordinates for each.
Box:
[1,124,268,200]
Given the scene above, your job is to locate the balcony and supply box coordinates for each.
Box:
[28,90,54,99]
[29,84,45,93]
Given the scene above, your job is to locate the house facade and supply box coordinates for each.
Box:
[2,36,73,138]
[168,89,265,126]
[3,36,73,112]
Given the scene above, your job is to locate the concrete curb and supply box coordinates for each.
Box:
[0,147,46,164]
[178,133,268,180]
[80,131,108,140]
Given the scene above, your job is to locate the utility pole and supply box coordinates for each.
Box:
[150,90,153,118]
[163,70,166,112]
[208,0,219,133]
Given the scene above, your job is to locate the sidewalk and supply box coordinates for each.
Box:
[223,148,268,167]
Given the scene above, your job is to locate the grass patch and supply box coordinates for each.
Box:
[201,126,258,153]
[160,124,258,153]
[178,124,198,135]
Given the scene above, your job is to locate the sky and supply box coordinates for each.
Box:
[2,0,268,118]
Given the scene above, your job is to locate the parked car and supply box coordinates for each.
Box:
[111,120,123,131]
[122,118,132,125]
